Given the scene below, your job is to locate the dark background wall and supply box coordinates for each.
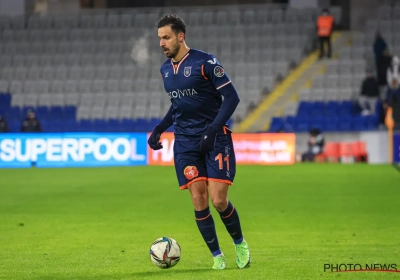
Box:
[106,0,279,8]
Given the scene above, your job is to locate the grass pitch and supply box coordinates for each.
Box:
[0,164,399,280]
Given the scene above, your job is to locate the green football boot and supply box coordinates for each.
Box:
[235,239,251,268]
[212,254,226,270]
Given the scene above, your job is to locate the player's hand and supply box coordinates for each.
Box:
[200,126,218,154]
[148,125,164,150]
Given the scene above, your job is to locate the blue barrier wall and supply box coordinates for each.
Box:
[0,133,148,168]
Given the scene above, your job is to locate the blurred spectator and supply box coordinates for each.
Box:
[247,101,256,113]
[21,110,42,132]
[301,128,325,162]
[386,78,400,104]
[377,49,392,86]
[358,70,380,115]
[373,31,387,72]
[0,115,9,132]
[387,55,400,86]
[316,9,334,59]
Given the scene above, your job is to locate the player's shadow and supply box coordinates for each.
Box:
[130,267,236,277]
[32,267,236,280]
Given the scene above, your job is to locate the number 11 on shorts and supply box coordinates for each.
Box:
[215,153,230,171]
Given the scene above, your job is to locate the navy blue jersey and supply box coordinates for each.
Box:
[160,49,232,141]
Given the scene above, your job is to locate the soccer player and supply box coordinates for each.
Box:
[147,15,250,270]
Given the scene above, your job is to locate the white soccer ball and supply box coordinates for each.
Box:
[150,237,181,269]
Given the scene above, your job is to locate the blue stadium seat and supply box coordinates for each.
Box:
[352,116,368,131]
[49,106,64,120]
[310,101,324,117]
[309,116,325,131]
[338,117,353,131]
[8,120,20,132]
[39,120,49,132]
[285,116,296,125]
[63,120,77,132]
[366,115,379,129]
[0,94,11,110]
[324,101,339,117]
[269,117,284,132]
[45,120,64,132]
[64,106,76,120]
[134,118,148,132]
[36,106,49,120]
[297,101,312,117]
[121,119,135,131]
[78,120,94,132]
[106,119,121,132]
[293,117,309,132]
[7,107,22,121]
[324,117,339,132]
[93,119,107,132]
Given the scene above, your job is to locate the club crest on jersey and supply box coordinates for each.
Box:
[214,66,225,77]
[184,66,192,77]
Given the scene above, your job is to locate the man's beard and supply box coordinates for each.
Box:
[164,40,180,59]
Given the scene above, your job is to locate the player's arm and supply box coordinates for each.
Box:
[199,56,240,153]
[148,105,173,150]
[157,67,174,131]
[203,57,240,129]
[159,105,173,131]
[148,70,174,150]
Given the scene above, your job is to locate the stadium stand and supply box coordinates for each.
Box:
[0,5,319,133]
[268,3,400,134]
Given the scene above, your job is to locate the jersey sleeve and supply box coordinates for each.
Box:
[202,55,232,91]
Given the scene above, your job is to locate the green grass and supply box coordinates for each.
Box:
[0,164,399,280]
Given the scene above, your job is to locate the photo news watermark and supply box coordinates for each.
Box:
[324,263,399,273]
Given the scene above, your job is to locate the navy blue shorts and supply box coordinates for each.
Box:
[174,131,236,190]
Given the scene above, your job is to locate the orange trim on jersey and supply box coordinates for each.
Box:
[195,213,211,221]
[171,52,190,74]
[180,177,208,190]
[222,126,233,134]
[216,80,231,90]
[201,65,208,80]
[221,206,235,219]
[208,178,233,186]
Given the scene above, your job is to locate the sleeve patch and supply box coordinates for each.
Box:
[214,66,225,77]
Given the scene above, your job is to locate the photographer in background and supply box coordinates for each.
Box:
[302,128,325,162]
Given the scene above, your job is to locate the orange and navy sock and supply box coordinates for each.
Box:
[195,207,222,257]
[218,201,244,244]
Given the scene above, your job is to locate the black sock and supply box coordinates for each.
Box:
[218,201,244,244]
[195,207,221,257]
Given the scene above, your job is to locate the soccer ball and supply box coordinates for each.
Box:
[149,237,181,269]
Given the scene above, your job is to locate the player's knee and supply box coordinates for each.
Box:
[211,197,228,212]
[191,192,208,210]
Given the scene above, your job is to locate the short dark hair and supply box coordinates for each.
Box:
[157,14,186,35]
